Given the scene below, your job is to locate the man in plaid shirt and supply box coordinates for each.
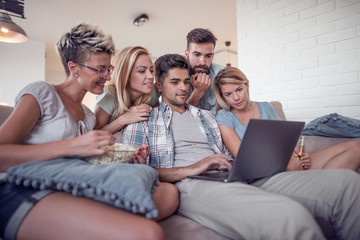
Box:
[122,54,360,240]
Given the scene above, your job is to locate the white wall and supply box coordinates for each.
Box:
[236,0,360,123]
[0,42,97,109]
[213,49,239,67]
[0,39,45,106]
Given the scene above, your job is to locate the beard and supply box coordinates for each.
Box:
[168,99,185,106]
[189,64,210,75]
[163,92,188,107]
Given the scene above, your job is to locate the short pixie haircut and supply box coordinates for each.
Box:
[57,23,115,76]
[186,28,217,50]
[154,54,189,84]
[214,67,250,112]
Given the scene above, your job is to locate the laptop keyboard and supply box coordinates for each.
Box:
[204,169,230,181]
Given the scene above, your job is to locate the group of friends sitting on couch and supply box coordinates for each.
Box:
[1,23,360,240]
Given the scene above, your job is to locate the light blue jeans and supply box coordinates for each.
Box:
[176,169,360,240]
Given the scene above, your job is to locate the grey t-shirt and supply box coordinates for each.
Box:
[172,109,215,167]
[15,81,95,145]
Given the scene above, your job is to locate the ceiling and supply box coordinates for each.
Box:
[11,0,238,71]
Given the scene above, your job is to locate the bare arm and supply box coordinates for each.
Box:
[94,105,112,130]
[155,154,232,183]
[218,124,241,158]
[0,95,115,172]
[94,104,152,133]
[186,73,211,107]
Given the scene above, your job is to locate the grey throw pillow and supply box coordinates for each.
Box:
[302,113,360,138]
[5,158,159,218]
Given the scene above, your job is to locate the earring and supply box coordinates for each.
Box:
[75,74,79,78]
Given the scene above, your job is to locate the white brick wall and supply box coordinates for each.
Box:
[236,0,360,123]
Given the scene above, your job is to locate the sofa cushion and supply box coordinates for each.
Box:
[5,158,160,218]
[270,101,286,120]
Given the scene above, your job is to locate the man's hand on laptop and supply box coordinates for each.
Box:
[189,154,232,176]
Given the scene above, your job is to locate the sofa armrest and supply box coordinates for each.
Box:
[304,135,360,154]
[0,104,13,126]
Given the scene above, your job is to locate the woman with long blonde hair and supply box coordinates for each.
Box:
[94,46,155,135]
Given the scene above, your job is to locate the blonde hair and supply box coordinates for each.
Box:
[214,67,250,112]
[57,23,115,76]
[107,46,152,118]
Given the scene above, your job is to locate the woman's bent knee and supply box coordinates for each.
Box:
[153,183,179,221]
[346,140,360,149]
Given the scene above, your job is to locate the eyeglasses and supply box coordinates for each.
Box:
[75,62,114,78]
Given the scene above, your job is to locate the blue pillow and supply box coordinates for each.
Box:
[302,113,360,138]
[5,158,160,219]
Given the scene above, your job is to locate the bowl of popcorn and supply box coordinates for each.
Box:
[85,143,138,165]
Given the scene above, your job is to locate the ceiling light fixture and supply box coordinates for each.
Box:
[0,12,28,43]
[0,0,28,43]
[133,13,149,27]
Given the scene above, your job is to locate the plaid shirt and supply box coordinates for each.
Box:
[122,102,231,168]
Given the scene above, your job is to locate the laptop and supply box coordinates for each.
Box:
[188,119,305,183]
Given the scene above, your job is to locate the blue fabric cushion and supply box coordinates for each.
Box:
[5,158,160,219]
[302,113,360,138]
